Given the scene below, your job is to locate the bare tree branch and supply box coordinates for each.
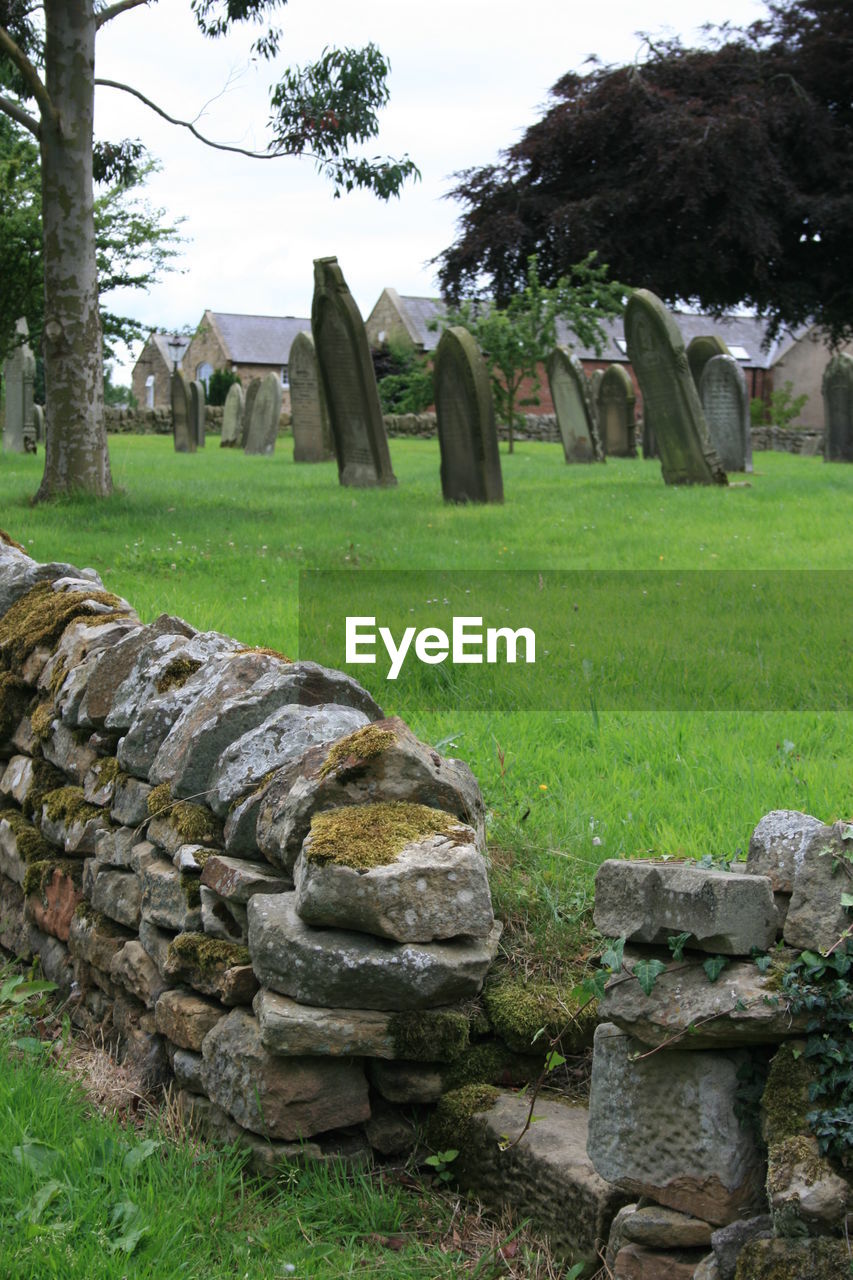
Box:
[95,0,152,31]
[0,91,40,137]
[0,24,54,123]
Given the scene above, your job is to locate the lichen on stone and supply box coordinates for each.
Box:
[180,871,202,908]
[170,802,222,846]
[0,580,125,670]
[48,654,68,698]
[154,656,202,694]
[426,1083,499,1152]
[0,671,29,741]
[734,1236,849,1279]
[42,786,100,827]
[761,1041,815,1147]
[166,932,249,974]
[305,801,464,872]
[73,901,128,936]
[92,756,122,788]
[21,759,66,821]
[388,1009,470,1063]
[483,971,597,1055]
[766,1135,828,1198]
[23,857,83,900]
[29,700,56,742]
[235,645,292,663]
[0,807,54,863]
[147,781,173,817]
[318,724,397,779]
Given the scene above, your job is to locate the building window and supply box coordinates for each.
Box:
[196,362,214,390]
[281,365,289,388]
[145,374,155,409]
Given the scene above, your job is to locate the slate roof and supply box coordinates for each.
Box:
[151,333,190,366]
[208,312,310,364]
[394,296,446,351]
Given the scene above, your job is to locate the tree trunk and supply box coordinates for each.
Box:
[36,1,111,500]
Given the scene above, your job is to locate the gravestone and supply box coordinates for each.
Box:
[311,256,396,487]
[241,379,261,449]
[700,354,752,473]
[822,352,853,463]
[171,371,194,453]
[32,404,44,444]
[220,382,244,447]
[290,331,334,462]
[687,335,730,391]
[189,379,206,449]
[624,290,727,486]
[546,348,602,463]
[433,326,503,503]
[598,364,637,457]
[2,318,36,454]
[243,371,282,455]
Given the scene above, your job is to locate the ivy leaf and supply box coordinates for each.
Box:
[703,955,729,983]
[632,957,667,996]
[667,932,692,962]
[600,937,625,973]
[545,1050,566,1072]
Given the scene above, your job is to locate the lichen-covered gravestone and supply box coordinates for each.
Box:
[624,290,727,486]
[289,331,334,463]
[311,256,396,487]
[433,327,503,503]
[597,364,637,457]
[240,379,261,449]
[171,371,194,453]
[687,334,730,391]
[700,354,752,473]
[546,348,602,463]
[189,380,206,449]
[220,382,244,448]
[243,372,282,456]
[2,318,36,454]
[822,352,853,463]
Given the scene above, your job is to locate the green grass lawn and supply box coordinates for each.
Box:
[2,436,852,966]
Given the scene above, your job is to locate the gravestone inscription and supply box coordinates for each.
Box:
[598,364,636,458]
[244,372,282,456]
[190,379,206,449]
[546,348,602,463]
[171,371,194,453]
[624,290,727,486]
[822,352,853,463]
[699,355,752,473]
[220,382,244,447]
[311,256,396,487]
[290,331,334,462]
[433,326,503,503]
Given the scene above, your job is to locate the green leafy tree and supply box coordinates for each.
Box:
[768,380,809,429]
[435,254,625,452]
[103,366,136,406]
[374,339,434,415]
[206,368,242,407]
[0,1,418,501]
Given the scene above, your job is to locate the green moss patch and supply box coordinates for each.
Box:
[483,971,597,1055]
[442,1041,543,1091]
[0,807,55,863]
[318,724,397,779]
[42,786,100,827]
[0,671,29,741]
[23,857,84,899]
[29,700,55,742]
[21,759,66,821]
[154,656,203,694]
[166,932,249,974]
[426,1084,498,1153]
[734,1237,849,1279]
[92,756,122,788]
[147,781,173,817]
[0,581,125,671]
[180,871,202,908]
[761,1042,816,1147]
[235,645,292,663]
[306,802,464,872]
[388,1010,470,1064]
[170,802,222,846]
[73,901,131,937]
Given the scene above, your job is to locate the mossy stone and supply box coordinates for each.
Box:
[388,1009,470,1063]
[0,807,54,863]
[0,580,125,670]
[166,932,250,974]
[147,781,173,817]
[0,671,29,740]
[483,971,597,1054]
[442,1040,543,1091]
[42,786,100,826]
[29,700,55,742]
[21,759,66,820]
[23,857,84,899]
[734,1236,849,1279]
[761,1042,816,1147]
[426,1083,499,1152]
[154,656,202,694]
[306,801,463,872]
[318,724,397,779]
[181,872,202,908]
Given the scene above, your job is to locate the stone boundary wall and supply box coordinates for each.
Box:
[0,537,536,1180]
[750,425,825,454]
[383,412,560,443]
[104,406,292,437]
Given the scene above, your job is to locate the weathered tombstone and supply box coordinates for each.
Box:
[311,256,396,487]
[244,371,282,455]
[171,371,194,453]
[624,290,727,486]
[32,404,44,444]
[822,352,853,463]
[700,354,752,473]
[546,348,602,463]
[687,334,730,391]
[588,368,604,439]
[433,326,503,503]
[597,364,637,458]
[220,382,244,448]
[2,318,36,454]
[290,331,334,462]
[189,379,206,449]
[241,378,261,449]
[641,412,658,460]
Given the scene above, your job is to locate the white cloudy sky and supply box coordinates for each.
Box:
[95,0,767,378]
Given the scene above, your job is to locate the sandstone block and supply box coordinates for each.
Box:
[612,1243,705,1279]
[68,907,133,970]
[89,865,141,928]
[784,821,853,952]
[25,863,83,940]
[140,857,202,932]
[200,854,290,902]
[200,886,248,942]
[155,986,226,1051]
[254,988,397,1057]
[109,939,171,1008]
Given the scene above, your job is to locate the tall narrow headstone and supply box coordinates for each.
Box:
[244,371,282,455]
[687,335,730,391]
[624,290,727,486]
[546,349,602,463]
[597,364,637,458]
[190,379,206,449]
[311,256,396,487]
[220,382,244,447]
[241,379,261,449]
[32,404,44,444]
[822,352,853,463]
[433,326,503,503]
[700,354,752,473]
[2,318,35,454]
[171,371,194,453]
[290,331,334,462]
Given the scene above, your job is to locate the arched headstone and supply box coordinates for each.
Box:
[2,318,35,454]
[171,371,194,453]
[33,404,44,444]
[311,256,396,487]
[290,331,334,462]
[687,334,730,391]
[220,382,244,448]
[433,327,503,504]
[546,349,602,463]
[700,355,752,473]
[190,379,206,449]
[624,290,727,486]
[598,364,637,458]
[822,353,853,462]
[244,371,282,455]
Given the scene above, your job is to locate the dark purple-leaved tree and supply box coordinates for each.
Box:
[0,1,418,500]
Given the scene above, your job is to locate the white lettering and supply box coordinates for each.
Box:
[414,627,450,665]
[379,625,416,680]
[486,626,536,664]
[346,617,376,664]
[452,616,484,663]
